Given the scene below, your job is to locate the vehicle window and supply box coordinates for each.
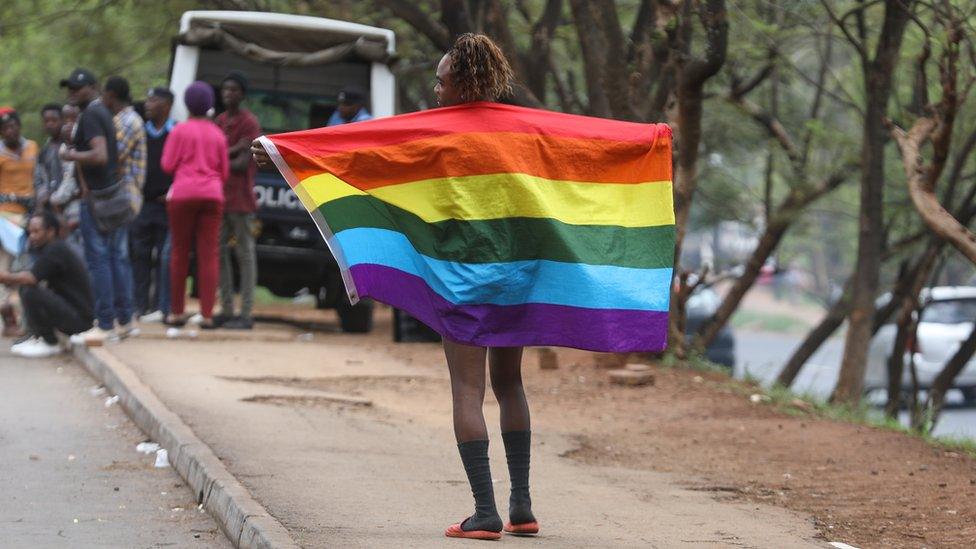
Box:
[920,299,976,324]
[247,90,335,134]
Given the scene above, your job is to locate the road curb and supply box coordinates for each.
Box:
[73,345,299,549]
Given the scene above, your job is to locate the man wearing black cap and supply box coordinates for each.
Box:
[131,87,176,322]
[327,87,372,126]
[215,71,261,330]
[60,67,135,343]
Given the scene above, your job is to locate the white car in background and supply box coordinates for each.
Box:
[864,287,976,403]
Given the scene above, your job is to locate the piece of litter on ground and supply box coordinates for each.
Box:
[56,367,63,374]
[165,327,180,339]
[67,454,76,461]
[29,455,39,461]
[104,395,120,408]
[749,393,771,403]
[171,507,184,512]
[829,543,861,549]
[186,330,198,338]
[136,442,160,454]
[89,385,106,397]
[608,368,655,386]
[154,449,169,468]
[693,375,704,383]
[297,333,314,342]
[73,518,78,524]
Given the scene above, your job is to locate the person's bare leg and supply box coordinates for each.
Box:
[444,339,488,442]
[443,340,501,535]
[489,346,529,432]
[489,346,537,531]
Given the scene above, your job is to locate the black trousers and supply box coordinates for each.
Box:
[20,286,92,344]
[130,202,169,315]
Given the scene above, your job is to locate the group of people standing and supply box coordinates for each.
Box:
[0,68,265,357]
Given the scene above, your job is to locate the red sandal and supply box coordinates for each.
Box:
[445,521,502,540]
[504,521,539,535]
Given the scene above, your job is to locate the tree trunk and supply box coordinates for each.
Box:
[831,0,913,405]
[776,284,852,387]
[925,325,976,430]
[775,248,932,389]
[884,298,915,418]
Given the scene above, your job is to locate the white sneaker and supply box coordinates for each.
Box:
[117,323,141,340]
[139,311,164,323]
[187,313,204,326]
[10,336,41,353]
[12,338,63,358]
[70,327,116,347]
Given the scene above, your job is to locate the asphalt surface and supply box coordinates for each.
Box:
[735,329,976,440]
[0,343,230,549]
[110,337,826,549]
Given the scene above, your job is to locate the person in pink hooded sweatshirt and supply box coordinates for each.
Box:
[161,81,227,329]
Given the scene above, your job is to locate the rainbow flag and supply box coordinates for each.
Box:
[260,102,674,352]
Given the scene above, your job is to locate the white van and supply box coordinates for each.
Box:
[168,11,397,332]
[169,11,395,122]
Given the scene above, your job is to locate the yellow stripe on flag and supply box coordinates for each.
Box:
[296,172,674,228]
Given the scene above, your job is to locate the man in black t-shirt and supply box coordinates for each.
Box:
[61,68,118,191]
[0,211,93,358]
[59,67,135,343]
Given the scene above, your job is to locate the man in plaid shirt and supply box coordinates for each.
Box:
[103,76,145,215]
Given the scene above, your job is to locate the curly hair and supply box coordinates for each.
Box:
[446,33,514,103]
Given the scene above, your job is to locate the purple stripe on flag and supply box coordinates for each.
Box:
[351,264,669,352]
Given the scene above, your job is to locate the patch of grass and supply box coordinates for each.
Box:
[717,374,976,458]
[659,350,731,375]
[731,309,808,333]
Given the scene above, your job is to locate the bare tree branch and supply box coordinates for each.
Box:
[377,0,452,51]
[820,0,868,61]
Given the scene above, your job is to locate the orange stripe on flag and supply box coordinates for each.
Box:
[280,132,671,189]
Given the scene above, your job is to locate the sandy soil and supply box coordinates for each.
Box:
[259,305,975,548]
[133,303,976,547]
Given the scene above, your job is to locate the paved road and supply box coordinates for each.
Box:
[111,338,826,549]
[0,344,230,549]
[734,329,976,440]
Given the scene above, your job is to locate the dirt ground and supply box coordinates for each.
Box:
[155,302,976,548]
[258,304,976,549]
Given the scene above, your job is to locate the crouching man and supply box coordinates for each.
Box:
[0,210,93,357]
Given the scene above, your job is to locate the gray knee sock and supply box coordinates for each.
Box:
[457,439,503,532]
[502,430,536,524]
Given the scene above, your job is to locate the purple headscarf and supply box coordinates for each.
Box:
[184,81,214,117]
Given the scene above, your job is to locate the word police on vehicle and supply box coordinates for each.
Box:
[255,184,302,210]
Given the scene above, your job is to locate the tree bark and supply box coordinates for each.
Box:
[832,0,913,405]
[378,0,452,51]
[925,325,976,430]
[896,123,976,264]
[523,0,563,102]
[883,254,938,417]
[568,0,611,117]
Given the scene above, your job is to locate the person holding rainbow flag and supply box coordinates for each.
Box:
[252,33,674,541]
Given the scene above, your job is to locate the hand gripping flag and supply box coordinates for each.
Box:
[260,102,674,352]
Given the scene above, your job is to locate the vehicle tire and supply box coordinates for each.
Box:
[337,297,374,333]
